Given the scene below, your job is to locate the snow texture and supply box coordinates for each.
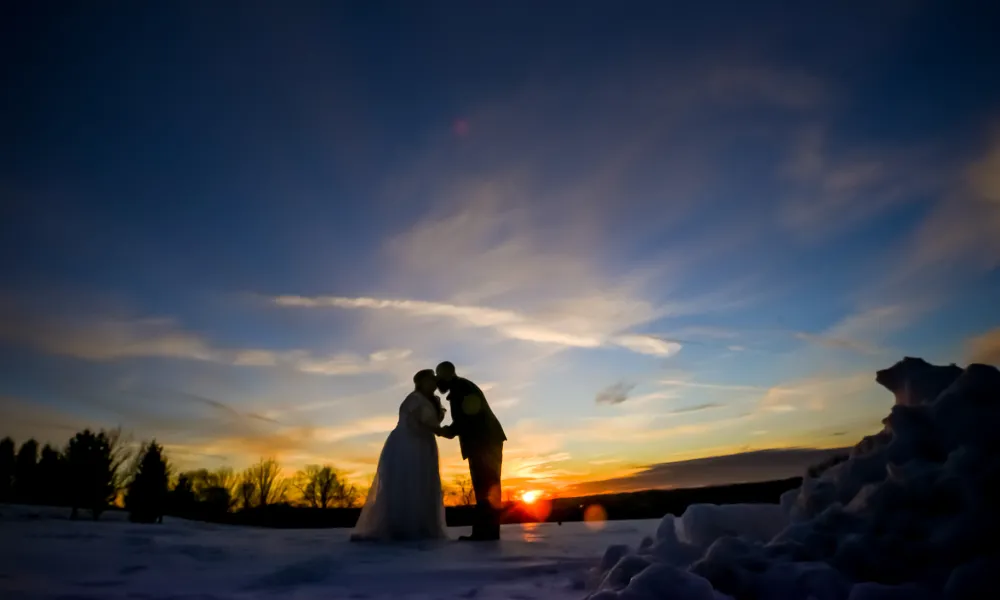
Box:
[586,358,1000,600]
[0,504,651,600]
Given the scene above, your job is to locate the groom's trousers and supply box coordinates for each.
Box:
[468,443,503,539]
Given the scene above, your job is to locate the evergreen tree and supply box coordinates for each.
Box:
[65,430,116,520]
[125,440,169,523]
[14,439,39,503]
[0,437,14,502]
[36,444,67,506]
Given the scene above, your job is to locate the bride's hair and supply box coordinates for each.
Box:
[413,369,435,388]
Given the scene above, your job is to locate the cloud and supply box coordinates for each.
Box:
[887,128,1000,285]
[595,381,637,405]
[659,379,766,392]
[335,66,804,370]
[312,414,399,443]
[668,402,724,414]
[564,447,850,495]
[0,302,409,377]
[610,334,682,357]
[490,397,521,410]
[758,372,875,413]
[779,127,930,240]
[966,328,1000,366]
[661,326,741,340]
[556,412,749,446]
[793,332,878,355]
[794,304,925,356]
[274,294,684,357]
[0,395,96,443]
[624,391,680,406]
[0,386,313,469]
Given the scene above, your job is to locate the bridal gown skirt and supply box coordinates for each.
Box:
[351,426,448,541]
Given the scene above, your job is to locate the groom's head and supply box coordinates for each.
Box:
[435,361,456,392]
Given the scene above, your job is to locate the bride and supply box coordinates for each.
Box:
[350,369,449,541]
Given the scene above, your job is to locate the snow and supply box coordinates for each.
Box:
[586,358,1000,600]
[0,504,654,600]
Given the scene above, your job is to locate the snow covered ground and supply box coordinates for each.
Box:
[0,504,654,600]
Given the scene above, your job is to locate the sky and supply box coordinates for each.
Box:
[2,1,999,497]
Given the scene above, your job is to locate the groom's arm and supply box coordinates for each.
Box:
[448,380,487,436]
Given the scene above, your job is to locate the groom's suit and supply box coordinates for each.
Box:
[445,376,506,539]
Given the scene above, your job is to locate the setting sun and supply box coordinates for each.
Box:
[520,490,542,504]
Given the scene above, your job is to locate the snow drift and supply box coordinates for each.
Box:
[586,357,1000,600]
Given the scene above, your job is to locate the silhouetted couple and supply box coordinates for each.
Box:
[350,361,507,542]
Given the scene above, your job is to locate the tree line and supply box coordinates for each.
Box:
[0,429,365,524]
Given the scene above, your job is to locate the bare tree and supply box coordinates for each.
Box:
[293,465,361,508]
[212,466,239,495]
[211,467,240,511]
[238,480,255,510]
[173,466,240,512]
[104,427,134,494]
[450,475,474,506]
[242,458,286,507]
[332,477,360,508]
[293,465,333,508]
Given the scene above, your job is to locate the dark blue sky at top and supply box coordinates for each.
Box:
[4,1,999,300]
[1,1,1000,483]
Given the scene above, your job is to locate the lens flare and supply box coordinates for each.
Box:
[583,504,608,530]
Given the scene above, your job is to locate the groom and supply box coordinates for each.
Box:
[437,361,507,541]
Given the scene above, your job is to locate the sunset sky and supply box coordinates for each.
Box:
[2,2,999,497]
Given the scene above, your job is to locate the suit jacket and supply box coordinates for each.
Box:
[446,377,506,459]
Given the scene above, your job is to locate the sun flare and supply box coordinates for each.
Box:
[521,490,542,504]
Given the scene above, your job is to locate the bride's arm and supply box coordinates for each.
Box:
[408,399,446,436]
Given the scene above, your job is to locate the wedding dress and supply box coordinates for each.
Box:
[350,390,448,541]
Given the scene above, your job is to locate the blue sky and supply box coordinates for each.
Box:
[2,1,999,495]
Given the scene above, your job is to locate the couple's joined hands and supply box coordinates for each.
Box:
[438,426,457,439]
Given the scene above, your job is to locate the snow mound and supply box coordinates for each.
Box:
[586,358,1000,600]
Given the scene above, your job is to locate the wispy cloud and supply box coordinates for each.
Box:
[0,302,410,377]
[882,127,1000,291]
[611,334,682,357]
[794,304,923,356]
[794,332,879,354]
[668,402,724,414]
[490,397,521,410]
[273,294,682,357]
[779,126,932,240]
[312,415,398,443]
[659,379,766,392]
[758,372,875,413]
